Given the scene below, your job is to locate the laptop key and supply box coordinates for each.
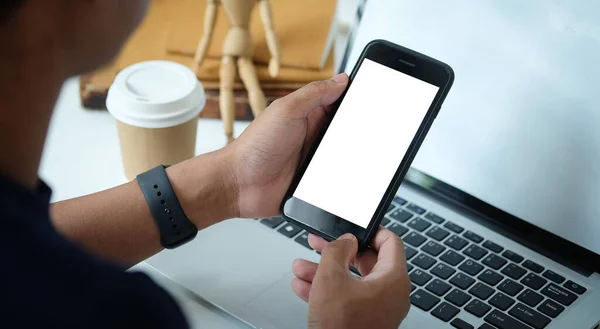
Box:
[450,318,474,329]
[459,260,484,276]
[478,324,496,329]
[450,273,475,290]
[463,230,483,243]
[388,222,409,237]
[478,269,504,286]
[444,221,464,234]
[489,292,515,311]
[521,273,547,290]
[381,217,391,227]
[411,283,416,292]
[523,260,544,274]
[537,299,565,318]
[403,232,427,247]
[518,289,544,307]
[445,289,472,307]
[407,217,431,232]
[509,303,551,329]
[422,240,446,257]
[482,240,503,253]
[425,212,445,224]
[426,279,452,297]
[465,299,491,317]
[407,203,426,214]
[501,263,527,280]
[541,283,577,306]
[502,250,524,263]
[482,254,507,270]
[484,309,530,329]
[469,282,495,300]
[392,196,408,206]
[410,289,440,311]
[386,203,396,214]
[294,232,312,250]
[499,279,524,297]
[463,244,488,260]
[431,301,460,322]
[405,245,418,260]
[277,222,302,238]
[440,250,466,266]
[407,264,414,273]
[410,269,433,286]
[388,209,413,223]
[260,217,284,228]
[431,263,456,280]
[426,226,451,241]
[444,235,469,250]
[413,253,437,270]
[563,280,586,294]
[393,196,407,205]
[542,270,565,284]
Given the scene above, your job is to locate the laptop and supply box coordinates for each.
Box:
[145,1,600,328]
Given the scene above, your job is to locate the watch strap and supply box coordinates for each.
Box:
[137,165,198,249]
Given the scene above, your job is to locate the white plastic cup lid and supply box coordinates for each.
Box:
[106,61,206,128]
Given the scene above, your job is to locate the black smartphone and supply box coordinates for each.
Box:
[280,40,454,250]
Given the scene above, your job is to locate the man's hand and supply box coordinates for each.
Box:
[228,73,348,219]
[292,229,411,329]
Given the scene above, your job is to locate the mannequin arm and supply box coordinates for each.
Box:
[192,0,219,71]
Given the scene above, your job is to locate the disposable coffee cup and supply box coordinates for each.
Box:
[107,61,206,180]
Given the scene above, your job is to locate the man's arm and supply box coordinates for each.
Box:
[50,149,237,267]
[258,0,280,77]
[191,0,219,72]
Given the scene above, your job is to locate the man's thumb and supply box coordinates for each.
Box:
[279,73,348,117]
[320,234,358,271]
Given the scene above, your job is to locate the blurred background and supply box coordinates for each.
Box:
[40,0,361,202]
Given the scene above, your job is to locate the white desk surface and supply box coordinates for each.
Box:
[38,2,359,327]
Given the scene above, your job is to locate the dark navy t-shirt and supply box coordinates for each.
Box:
[0,176,189,328]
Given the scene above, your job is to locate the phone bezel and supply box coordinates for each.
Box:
[280,39,455,249]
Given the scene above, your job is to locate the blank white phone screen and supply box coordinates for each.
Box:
[293,59,439,228]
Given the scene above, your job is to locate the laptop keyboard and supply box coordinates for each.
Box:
[258,195,587,329]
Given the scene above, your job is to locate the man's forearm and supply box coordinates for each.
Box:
[50,149,237,267]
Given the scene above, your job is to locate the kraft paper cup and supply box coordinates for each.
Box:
[107,61,206,180]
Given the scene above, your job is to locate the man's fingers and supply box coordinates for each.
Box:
[367,228,407,275]
[355,249,378,276]
[291,278,311,303]
[308,231,405,276]
[301,106,329,159]
[275,73,348,118]
[319,234,358,272]
[307,233,329,252]
[353,225,391,274]
[292,259,319,283]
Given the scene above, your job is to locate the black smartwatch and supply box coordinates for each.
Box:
[137,165,198,249]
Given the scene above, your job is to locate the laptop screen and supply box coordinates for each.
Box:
[343,0,600,256]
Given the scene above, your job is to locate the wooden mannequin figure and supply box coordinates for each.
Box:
[191,0,281,143]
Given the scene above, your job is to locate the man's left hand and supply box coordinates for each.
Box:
[229,73,348,218]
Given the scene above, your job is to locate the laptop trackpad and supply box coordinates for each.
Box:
[145,218,317,328]
[244,271,308,329]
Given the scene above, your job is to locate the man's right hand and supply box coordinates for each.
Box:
[291,228,412,329]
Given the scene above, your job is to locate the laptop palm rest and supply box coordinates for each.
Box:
[145,218,319,329]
